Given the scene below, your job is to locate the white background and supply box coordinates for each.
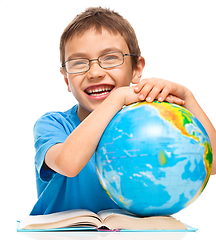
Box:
[0,0,216,239]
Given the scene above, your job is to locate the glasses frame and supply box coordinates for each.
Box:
[62,51,138,74]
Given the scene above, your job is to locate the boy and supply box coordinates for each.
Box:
[30,7,216,215]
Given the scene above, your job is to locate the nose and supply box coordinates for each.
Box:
[86,60,106,81]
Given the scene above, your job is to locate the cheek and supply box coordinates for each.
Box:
[112,68,133,87]
[66,78,78,97]
[69,82,79,97]
[120,61,133,83]
[67,75,80,91]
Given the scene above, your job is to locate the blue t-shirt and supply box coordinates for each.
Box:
[30,104,119,215]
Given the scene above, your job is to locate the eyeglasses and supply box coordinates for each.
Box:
[62,51,138,74]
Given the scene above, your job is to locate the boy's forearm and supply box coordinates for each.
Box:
[51,87,136,177]
[184,90,216,175]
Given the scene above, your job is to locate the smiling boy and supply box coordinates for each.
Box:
[30,7,216,215]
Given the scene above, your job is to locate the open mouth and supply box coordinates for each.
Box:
[84,84,115,97]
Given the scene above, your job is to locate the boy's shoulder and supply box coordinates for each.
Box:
[34,104,80,131]
[40,104,78,119]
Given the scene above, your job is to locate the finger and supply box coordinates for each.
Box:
[172,97,185,106]
[134,78,158,93]
[164,95,174,103]
[144,85,164,102]
[134,79,148,93]
[138,83,154,100]
[165,95,185,105]
[157,84,172,102]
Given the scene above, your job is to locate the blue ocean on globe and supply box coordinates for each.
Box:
[96,101,212,216]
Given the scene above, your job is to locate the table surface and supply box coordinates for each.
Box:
[6,211,216,240]
[5,227,214,240]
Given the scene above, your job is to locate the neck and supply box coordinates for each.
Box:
[77,104,91,122]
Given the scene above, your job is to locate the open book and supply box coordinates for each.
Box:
[18,209,196,232]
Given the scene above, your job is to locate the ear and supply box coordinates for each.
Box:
[131,56,145,84]
[60,67,71,92]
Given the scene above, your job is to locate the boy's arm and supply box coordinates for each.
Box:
[45,86,140,177]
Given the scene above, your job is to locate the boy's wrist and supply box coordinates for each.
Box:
[107,87,126,108]
[109,86,139,107]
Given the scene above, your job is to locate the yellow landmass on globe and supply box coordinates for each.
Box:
[158,150,167,166]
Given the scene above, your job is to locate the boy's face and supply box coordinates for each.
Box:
[61,28,143,120]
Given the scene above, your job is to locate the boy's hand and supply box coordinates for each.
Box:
[134,78,186,106]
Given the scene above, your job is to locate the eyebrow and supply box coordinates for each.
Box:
[66,53,88,60]
[100,47,122,55]
[66,47,123,61]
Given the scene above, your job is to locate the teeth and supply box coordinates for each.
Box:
[87,86,113,95]
[91,92,109,96]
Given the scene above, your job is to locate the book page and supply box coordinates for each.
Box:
[97,209,137,221]
[97,209,187,230]
[20,209,102,229]
[107,215,187,231]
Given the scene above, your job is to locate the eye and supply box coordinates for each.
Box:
[72,60,87,67]
[67,59,88,70]
[103,54,119,61]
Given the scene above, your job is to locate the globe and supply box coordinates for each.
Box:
[96,101,213,216]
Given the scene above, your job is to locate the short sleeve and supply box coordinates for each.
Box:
[33,112,75,182]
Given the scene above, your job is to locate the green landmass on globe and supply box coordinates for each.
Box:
[96,101,212,216]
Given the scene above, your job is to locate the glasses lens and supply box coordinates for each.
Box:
[99,52,123,68]
[66,59,89,73]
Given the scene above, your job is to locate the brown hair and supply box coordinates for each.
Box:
[60,7,141,69]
